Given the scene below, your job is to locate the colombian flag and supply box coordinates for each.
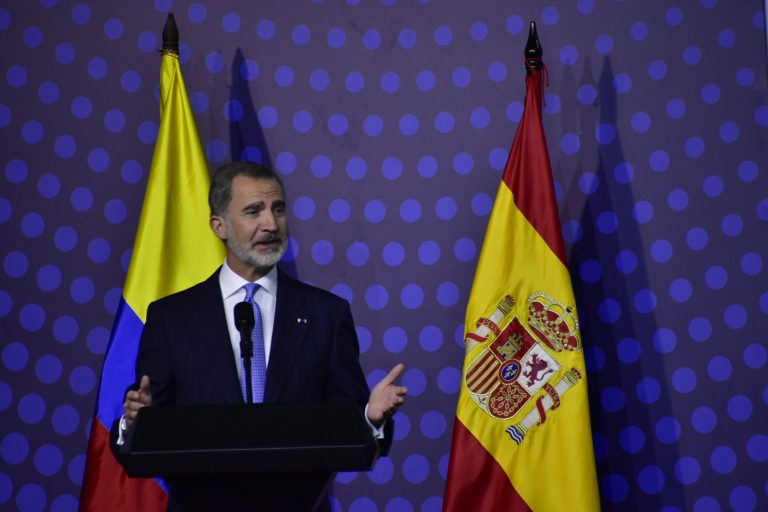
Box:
[443,33,600,511]
[79,21,225,510]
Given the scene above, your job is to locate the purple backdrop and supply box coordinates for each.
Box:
[1,1,766,511]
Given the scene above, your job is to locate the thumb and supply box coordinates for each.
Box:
[139,375,151,394]
[380,363,405,386]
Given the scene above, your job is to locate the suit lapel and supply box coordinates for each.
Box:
[193,270,243,403]
[266,271,310,401]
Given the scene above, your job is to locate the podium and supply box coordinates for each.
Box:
[117,401,379,511]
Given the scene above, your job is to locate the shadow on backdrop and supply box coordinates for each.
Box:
[560,56,685,509]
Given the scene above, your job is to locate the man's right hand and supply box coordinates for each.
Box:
[123,375,153,431]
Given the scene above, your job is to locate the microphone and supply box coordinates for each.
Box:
[234,301,255,403]
[234,301,255,333]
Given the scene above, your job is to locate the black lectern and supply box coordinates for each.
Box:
[116,401,379,511]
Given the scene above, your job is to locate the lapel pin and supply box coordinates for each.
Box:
[296,317,308,324]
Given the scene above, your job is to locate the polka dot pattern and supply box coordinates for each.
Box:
[1,1,766,510]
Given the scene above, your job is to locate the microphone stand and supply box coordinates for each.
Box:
[240,326,253,404]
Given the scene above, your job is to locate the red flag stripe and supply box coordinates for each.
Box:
[501,70,567,266]
[443,419,532,512]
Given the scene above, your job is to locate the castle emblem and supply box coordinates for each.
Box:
[464,293,584,444]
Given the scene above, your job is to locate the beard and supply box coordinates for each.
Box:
[226,229,287,270]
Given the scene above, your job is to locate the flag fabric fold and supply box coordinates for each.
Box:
[79,49,225,511]
[443,59,600,511]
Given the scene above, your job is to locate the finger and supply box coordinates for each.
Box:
[139,375,151,393]
[380,363,405,386]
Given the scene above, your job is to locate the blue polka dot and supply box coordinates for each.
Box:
[104,17,124,39]
[54,225,78,251]
[416,70,436,91]
[437,366,460,394]
[346,242,369,267]
[638,465,665,494]
[398,28,417,48]
[615,250,637,274]
[585,346,605,372]
[688,317,712,343]
[434,112,455,134]
[614,73,632,93]
[18,393,46,424]
[617,338,641,364]
[383,327,408,353]
[55,42,76,64]
[720,122,739,143]
[723,304,747,329]
[737,160,758,182]
[656,416,681,444]
[418,325,443,352]
[470,107,490,129]
[704,266,728,290]
[86,326,109,355]
[365,284,389,310]
[653,328,677,354]
[636,377,661,404]
[311,240,334,265]
[736,67,755,87]
[71,3,91,24]
[686,227,708,250]
[727,395,752,422]
[453,238,476,263]
[52,405,79,435]
[34,444,63,476]
[328,113,348,135]
[708,356,732,382]
[743,343,767,369]
[36,355,63,384]
[601,473,629,503]
[380,157,402,180]
[364,200,386,223]
[362,29,381,49]
[701,84,720,104]
[648,60,667,80]
[672,367,697,393]
[328,199,350,223]
[632,201,654,223]
[1,432,29,464]
[471,193,493,216]
[69,365,97,395]
[382,242,405,267]
[311,155,332,178]
[137,31,157,53]
[120,70,141,93]
[363,115,384,137]
[628,17,650,38]
[380,71,400,93]
[619,425,646,454]
[400,284,424,309]
[400,199,421,223]
[53,315,79,343]
[37,264,62,291]
[598,298,622,324]
[452,67,471,88]
[327,27,346,48]
[560,44,579,66]
[559,133,580,155]
[187,2,207,23]
[674,456,701,485]
[691,406,717,433]
[436,282,460,307]
[346,157,367,181]
[121,160,143,184]
[631,112,651,132]
[684,45,702,65]
[256,19,276,40]
[600,386,625,413]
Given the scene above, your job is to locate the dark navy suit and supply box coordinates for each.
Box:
[120,267,391,511]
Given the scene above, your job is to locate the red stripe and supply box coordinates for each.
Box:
[443,418,532,511]
[79,419,168,512]
[501,68,567,265]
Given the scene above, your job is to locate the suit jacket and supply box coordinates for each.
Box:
[118,267,392,511]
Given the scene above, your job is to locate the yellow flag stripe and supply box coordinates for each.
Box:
[123,53,225,321]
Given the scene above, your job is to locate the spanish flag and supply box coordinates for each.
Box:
[443,24,600,511]
[79,14,224,510]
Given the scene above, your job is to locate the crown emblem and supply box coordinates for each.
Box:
[526,292,580,352]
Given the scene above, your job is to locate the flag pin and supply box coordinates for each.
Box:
[296,317,308,324]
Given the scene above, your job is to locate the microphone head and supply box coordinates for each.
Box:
[234,301,255,331]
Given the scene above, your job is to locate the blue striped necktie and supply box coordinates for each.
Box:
[241,283,266,403]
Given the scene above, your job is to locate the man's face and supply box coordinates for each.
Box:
[210,175,288,277]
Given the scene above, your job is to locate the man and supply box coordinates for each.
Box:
[118,162,407,511]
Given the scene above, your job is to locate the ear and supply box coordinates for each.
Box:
[209,215,227,241]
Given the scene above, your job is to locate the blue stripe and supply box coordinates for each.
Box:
[95,298,145,427]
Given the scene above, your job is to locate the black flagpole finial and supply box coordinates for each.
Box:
[525,21,543,70]
[162,13,179,53]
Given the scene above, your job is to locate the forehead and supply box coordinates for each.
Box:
[229,175,284,204]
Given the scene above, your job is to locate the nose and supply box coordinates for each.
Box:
[260,210,278,232]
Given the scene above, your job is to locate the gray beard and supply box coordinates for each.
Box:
[227,234,287,270]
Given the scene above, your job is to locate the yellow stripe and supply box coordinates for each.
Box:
[458,183,600,511]
[123,53,225,322]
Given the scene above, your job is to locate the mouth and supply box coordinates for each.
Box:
[251,236,282,250]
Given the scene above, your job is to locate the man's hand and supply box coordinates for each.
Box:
[367,363,408,426]
[122,375,153,431]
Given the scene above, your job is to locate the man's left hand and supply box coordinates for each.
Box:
[367,363,408,426]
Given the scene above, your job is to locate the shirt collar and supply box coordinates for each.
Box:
[220,260,278,300]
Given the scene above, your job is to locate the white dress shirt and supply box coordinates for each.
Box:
[219,260,278,379]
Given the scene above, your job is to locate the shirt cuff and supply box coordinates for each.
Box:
[116,415,128,446]
[364,404,386,439]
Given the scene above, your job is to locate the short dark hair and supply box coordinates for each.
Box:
[209,162,285,216]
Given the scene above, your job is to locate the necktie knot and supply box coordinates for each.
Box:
[243,282,260,303]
